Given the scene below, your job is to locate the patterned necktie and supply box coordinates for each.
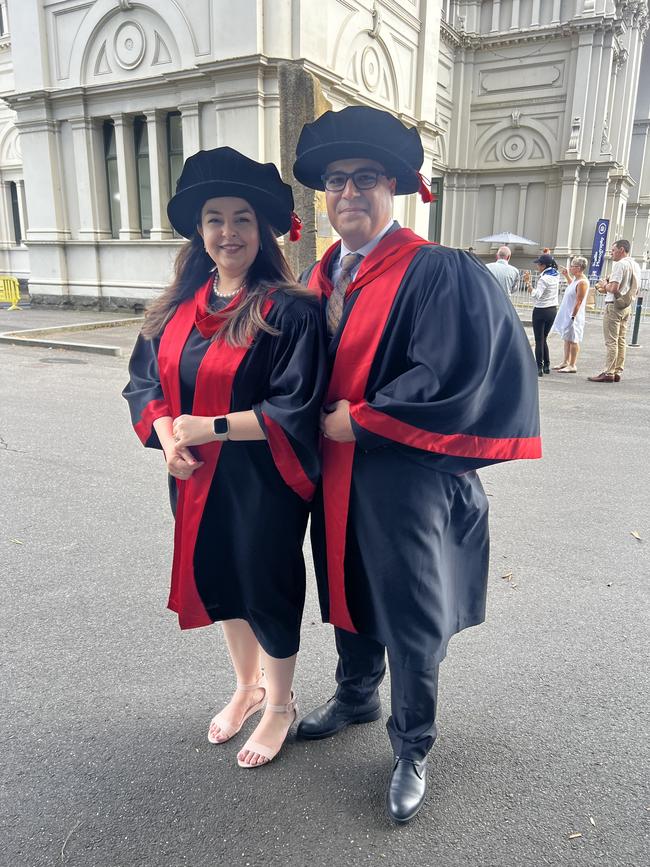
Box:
[327,252,363,335]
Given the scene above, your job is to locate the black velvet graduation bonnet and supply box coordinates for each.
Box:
[293,106,426,196]
[167,147,296,239]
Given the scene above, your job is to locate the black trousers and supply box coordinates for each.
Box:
[334,627,439,762]
[532,306,557,369]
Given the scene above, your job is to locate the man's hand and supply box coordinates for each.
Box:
[321,399,355,443]
[172,414,215,447]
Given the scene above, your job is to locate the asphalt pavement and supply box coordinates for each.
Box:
[1,305,648,867]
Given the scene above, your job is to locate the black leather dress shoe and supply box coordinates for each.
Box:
[296,696,381,740]
[386,758,427,824]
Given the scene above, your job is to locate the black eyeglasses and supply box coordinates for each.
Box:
[321,169,387,192]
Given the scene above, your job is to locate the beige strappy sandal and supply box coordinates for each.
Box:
[237,692,298,768]
[207,673,267,744]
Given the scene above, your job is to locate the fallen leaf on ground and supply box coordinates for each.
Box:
[630,530,642,541]
[10,538,23,544]
[568,832,582,840]
[589,816,596,827]
[501,572,513,581]
[606,582,613,587]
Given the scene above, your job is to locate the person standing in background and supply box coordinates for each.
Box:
[588,239,641,383]
[485,246,520,296]
[523,253,559,376]
[551,256,589,373]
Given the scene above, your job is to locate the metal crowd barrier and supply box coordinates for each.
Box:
[510,272,650,318]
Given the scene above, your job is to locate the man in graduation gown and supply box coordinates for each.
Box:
[292,106,541,823]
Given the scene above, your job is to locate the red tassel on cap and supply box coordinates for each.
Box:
[417,173,434,203]
[289,212,302,242]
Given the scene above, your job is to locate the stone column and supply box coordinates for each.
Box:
[510,0,520,30]
[112,114,141,240]
[15,179,27,241]
[552,0,561,24]
[493,184,504,233]
[555,165,581,255]
[566,31,593,158]
[531,0,541,26]
[17,180,29,237]
[491,0,501,33]
[144,110,172,240]
[14,114,70,241]
[179,103,200,161]
[0,179,14,245]
[69,115,112,240]
[517,183,528,235]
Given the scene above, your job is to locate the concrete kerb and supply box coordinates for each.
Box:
[0,316,144,357]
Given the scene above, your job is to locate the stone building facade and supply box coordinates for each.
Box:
[434,0,650,268]
[0,0,647,306]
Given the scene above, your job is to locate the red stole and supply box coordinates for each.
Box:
[308,229,430,632]
[157,278,272,628]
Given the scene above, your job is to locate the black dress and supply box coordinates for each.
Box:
[123,281,327,658]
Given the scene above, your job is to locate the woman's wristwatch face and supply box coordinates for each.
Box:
[213,415,230,440]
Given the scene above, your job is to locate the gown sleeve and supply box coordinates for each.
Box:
[349,248,542,474]
[253,298,327,501]
[122,333,172,449]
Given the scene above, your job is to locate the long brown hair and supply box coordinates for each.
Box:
[142,206,311,346]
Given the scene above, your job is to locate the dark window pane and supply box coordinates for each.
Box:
[167,112,183,153]
[428,178,443,244]
[9,181,21,245]
[134,116,152,236]
[104,121,120,238]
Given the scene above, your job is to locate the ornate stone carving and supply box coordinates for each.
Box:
[511,110,521,128]
[502,134,526,161]
[369,2,381,39]
[601,117,612,154]
[118,0,134,9]
[567,116,581,152]
[361,45,381,92]
[114,20,146,70]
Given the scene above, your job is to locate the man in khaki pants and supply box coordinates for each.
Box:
[588,239,640,383]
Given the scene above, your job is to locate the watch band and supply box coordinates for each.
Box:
[213,415,230,441]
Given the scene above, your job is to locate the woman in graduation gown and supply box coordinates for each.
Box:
[123,147,326,768]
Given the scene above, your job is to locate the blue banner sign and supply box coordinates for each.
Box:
[589,219,609,280]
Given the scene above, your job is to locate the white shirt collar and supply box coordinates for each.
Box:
[339,219,395,262]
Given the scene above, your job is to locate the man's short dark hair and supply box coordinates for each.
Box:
[614,239,631,253]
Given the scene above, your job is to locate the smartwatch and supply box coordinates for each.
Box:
[213,415,230,441]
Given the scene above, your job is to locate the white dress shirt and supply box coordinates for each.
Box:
[531,269,560,308]
[331,220,395,285]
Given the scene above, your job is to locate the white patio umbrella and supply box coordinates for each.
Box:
[476,232,539,246]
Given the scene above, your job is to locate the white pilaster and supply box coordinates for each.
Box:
[517,184,528,235]
[69,116,112,240]
[144,110,172,241]
[112,115,141,240]
[179,103,201,161]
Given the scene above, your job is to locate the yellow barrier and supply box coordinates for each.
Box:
[0,275,21,311]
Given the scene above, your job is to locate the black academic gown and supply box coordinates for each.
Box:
[123,280,327,658]
[306,228,541,669]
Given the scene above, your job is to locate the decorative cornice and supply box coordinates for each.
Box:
[441,16,620,54]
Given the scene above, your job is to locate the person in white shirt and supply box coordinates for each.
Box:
[588,239,641,383]
[523,253,560,376]
[485,246,520,296]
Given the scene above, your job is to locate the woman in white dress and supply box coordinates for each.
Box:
[551,256,589,373]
